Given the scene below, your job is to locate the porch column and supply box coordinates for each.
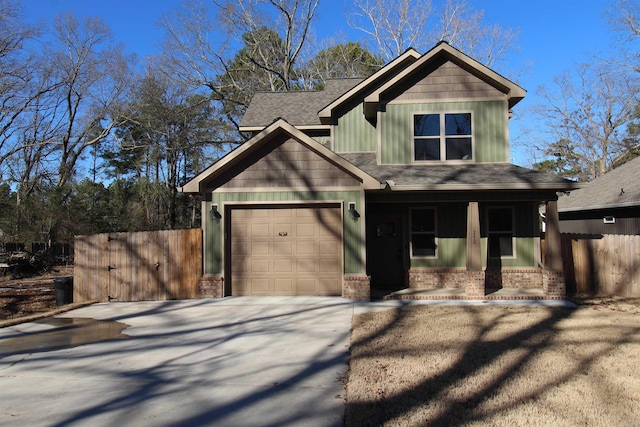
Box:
[543,200,566,298]
[466,201,484,298]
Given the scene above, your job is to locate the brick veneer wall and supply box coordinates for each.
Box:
[484,269,543,289]
[343,275,371,301]
[409,268,547,289]
[543,270,566,299]
[408,269,468,288]
[198,275,224,298]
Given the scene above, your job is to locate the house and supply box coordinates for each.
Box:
[182,41,579,300]
[558,156,640,235]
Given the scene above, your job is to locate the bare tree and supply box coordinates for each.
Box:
[44,13,133,189]
[346,0,518,66]
[160,0,319,137]
[533,62,640,181]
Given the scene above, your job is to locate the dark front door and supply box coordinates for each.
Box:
[367,215,406,290]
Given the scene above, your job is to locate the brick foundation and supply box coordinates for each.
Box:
[484,269,543,289]
[198,275,224,298]
[408,269,468,288]
[543,270,566,298]
[409,268,546,290]
[343,275,371,301]
[465,271,485,299]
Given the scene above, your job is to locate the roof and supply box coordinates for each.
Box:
[181,119,380,193]
[558,156,640,212]
[363,42,526,121]
[341,153,579,191]
[239,79,363,130]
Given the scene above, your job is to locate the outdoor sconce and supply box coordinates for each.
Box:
[348,203,360,221]
[210,204,222,222]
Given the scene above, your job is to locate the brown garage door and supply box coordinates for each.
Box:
[230,205,342,296]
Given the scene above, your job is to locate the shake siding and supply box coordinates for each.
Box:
[381,101,508,164]
[205,191,364,276]
[333,107,377,153]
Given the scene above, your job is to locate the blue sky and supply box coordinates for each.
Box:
[20,0,619,165]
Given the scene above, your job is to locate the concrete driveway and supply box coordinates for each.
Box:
[0,297,354,427]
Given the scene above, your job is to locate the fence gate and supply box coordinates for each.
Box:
[75,229,202,303]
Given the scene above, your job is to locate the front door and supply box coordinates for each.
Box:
[367,215,406,290]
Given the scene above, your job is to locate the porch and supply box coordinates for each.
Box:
[372,287,562,301]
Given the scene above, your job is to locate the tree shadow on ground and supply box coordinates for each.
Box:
[345,303,640,426]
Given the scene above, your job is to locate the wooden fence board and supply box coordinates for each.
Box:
[74,229,202,303]
[561,234,640,297]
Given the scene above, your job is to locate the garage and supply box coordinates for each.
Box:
[229,205,343,296]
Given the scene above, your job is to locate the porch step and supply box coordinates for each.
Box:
[378,288,565,301]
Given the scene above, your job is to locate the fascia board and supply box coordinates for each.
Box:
[317,49,421,120]
[364,43,526,116]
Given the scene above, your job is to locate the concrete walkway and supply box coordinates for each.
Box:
[0,297,355,427]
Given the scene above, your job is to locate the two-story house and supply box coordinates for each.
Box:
[182,41,578,300]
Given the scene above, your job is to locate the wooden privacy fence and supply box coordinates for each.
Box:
[561,234,640,297]
[74,229,202,302]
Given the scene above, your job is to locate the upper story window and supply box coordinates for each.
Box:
[413,113,473,161]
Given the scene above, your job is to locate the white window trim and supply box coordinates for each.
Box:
[486,206,516,260]
[412,111,475,164]
[410,207,438,259]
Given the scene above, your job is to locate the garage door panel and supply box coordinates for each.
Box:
[251,259,270,273]
[297,279,316,293]
[251,278,271,293]
[321,279,341,293]
[296,241,316,255]
[251,223,271,237]
[274,259,293,272]
[319,258,340,273]
[318,241,336,254]
[251,241,270,255]
[231,206,342,296]
[296,258,317,274]
[274,241,292,255]
[296,223,316,237]
[274,279,293,294]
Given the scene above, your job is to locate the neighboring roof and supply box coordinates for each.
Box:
[181,119,380,193]
[363,41,526,121]
[239,79,363,130]
[558,157,640,212]
[341,153,579,191]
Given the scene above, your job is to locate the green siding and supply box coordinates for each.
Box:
[333,107,377,153]
[380,101,508,164]
[370,199,539,270]
[204,190,364,276]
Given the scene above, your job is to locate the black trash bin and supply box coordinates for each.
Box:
[54,276,73,306]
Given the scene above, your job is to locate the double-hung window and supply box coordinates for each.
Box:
[487,207,515,258]
[410,208,437,257]
[414,112,473,161]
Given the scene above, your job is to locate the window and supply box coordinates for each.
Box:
[414,113,473,161]
[411,208,437,257]
[487,207,514,258]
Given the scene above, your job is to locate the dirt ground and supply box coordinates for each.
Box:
[346,297,640,426]
[0,266,74,320]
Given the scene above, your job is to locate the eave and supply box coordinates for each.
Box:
[181,119,380,194]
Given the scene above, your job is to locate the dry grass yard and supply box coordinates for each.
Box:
[346,298,640,426]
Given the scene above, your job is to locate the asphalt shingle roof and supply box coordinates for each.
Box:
[340,153,577,189]
[240,79,363,128]
[557,156,640,211]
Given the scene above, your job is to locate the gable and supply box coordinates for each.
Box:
[392,60,505,102]
[181,119,380,193]
[213,137,362,190]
